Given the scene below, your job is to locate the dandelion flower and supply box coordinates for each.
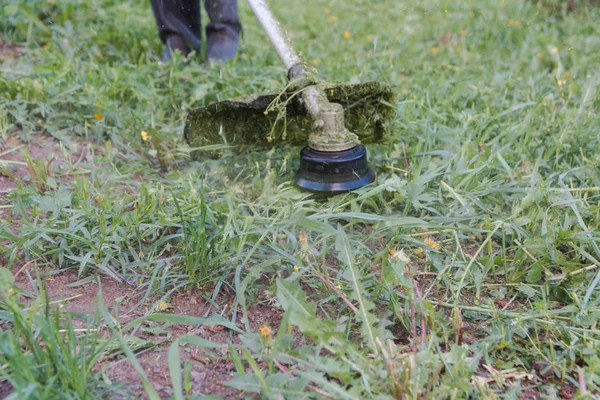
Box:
[157,300,170,311]
[293,265,299,273]
[259,325,272,340]
[431,47,440,54]
[564,72,571,79]
[323,7,330,14]
[327,16,338,23]
[312,58,320,66]
[424,237,441,250]
[343,31,351,40]
[460,30,467,38]
[299,232,308,246]
[95,112,103,121]
[141,130,149,141]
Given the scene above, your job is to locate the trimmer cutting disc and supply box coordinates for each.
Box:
[184,81,394,156]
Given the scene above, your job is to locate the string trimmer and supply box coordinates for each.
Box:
[184,0,394,193]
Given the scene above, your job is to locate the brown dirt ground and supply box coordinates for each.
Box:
[0,132,97,212]
[0,40,23,59]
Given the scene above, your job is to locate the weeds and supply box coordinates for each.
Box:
[1,0,600,398]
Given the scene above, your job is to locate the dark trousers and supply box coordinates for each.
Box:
[150,0,242,59]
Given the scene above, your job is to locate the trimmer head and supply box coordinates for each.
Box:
[184,81,394,154]
[185,0,394,193]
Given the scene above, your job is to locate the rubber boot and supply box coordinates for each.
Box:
[204,0,242,63]
[150,0,202,61]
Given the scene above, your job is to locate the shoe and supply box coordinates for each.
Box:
[205,26,239,63]
[161,34,190,62]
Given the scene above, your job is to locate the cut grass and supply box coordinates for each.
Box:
[2,0,600,398]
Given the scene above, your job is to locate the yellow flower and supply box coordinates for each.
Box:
[94,112,103,121]
[141,130,149,141]
[312,58,320,66]
[557,79,565,86]
[299,232,308,246]
[460,30,467,38]
[551,46,558,54]
[412,95,417,100]
[343,31,351,40]
[424,237,441,251]
[327,16,338,23]
[293,265,299,273]
[564,71,571,79]
[323,7,330,14]
[336,284,342,290]
[431,47,440,54]
[259,325,272,340]
[508,19,514,26]
[414,248,425,258]
[470,235,476,240]
[157,300,170,311]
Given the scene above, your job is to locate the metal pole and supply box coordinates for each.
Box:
[246,0,302,70]
[245,0,357,152]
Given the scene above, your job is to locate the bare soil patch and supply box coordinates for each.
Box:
[0,134,63,193]
[0,132,96,235]
[8,267,281,399]
[0,40,23,59]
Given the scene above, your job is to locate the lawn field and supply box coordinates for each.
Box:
[2,0,600,398]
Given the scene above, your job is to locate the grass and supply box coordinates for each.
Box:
[0,267,123,399]
[2,0,600,398]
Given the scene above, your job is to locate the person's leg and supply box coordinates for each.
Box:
[203,0,242,62]
[150,0,202,61]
